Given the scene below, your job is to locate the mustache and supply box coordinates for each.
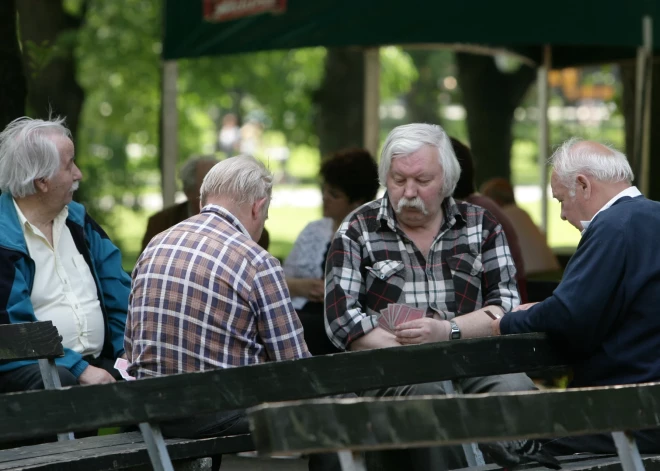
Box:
[396,197,428,215]
[71,181,80,192]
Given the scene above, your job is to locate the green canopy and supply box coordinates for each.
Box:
[164,0,658,67]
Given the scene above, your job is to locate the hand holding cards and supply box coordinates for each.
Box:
[114,358,136,381]
[378,303,425,335]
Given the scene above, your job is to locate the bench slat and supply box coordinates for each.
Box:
[247,383,660,455]
[0,432,253,470]
[0,333,565,441]
[0,323,63,362]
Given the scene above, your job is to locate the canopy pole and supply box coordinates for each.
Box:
[538,45,552,236]
[161,60,178,208]
[638,16,653,196]
[363,47,380,158]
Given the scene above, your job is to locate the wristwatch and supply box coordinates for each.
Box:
[449,319,461,340]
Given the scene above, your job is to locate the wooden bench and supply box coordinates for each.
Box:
[247,383,660,471]
[0,322,567,470]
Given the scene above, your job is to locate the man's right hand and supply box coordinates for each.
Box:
[78,365,116,385]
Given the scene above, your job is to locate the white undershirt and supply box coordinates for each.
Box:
[13,199,105,357]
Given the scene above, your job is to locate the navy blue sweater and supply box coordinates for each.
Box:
[501,196,660,387]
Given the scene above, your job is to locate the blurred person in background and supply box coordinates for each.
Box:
[283,148,380,355]
[481,177,560,277]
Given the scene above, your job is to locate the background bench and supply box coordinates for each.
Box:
[0,322,567,470]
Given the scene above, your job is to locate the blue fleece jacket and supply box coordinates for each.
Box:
[501,196,660,387]
[0,193,130,378]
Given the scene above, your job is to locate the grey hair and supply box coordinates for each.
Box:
[379,123,461,199]
[550,138,634,194]
[0,116,71,198]
[200,154,273,207]
[179,155,220,193]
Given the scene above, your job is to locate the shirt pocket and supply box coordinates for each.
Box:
[364,260,405,314]
[446,252,483,313]
[365,260,404,281]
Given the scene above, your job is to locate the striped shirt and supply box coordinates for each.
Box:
[324,195,519,350]
[125,205,310,378]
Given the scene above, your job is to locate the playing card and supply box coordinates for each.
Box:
[395,304,411,326]
[378,307,394,334]
[406,307,425,323]
[114,358,136,381]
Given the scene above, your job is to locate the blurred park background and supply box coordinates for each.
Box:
[4,0,655,271]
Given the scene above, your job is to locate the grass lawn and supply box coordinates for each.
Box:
[109,189,579,273]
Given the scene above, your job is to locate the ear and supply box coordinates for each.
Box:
[34,178,48,193]
[576,174,591,199]
[251,197,268,220]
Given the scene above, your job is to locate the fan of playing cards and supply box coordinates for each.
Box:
[378,303,426,334]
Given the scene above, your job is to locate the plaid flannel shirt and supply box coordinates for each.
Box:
[324,195,519,350]
[125,205,310,378]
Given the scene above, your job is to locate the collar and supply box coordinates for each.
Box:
[201,204,251,238]
[580,186,642,234]
[12,198,69,233]
[377,193,463,232]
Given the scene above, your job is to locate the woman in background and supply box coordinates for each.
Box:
[284,148,380,355]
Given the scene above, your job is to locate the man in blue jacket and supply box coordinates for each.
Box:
[0,116,130,392]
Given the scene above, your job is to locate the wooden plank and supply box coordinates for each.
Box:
[0,322,63,362]
[0,333,565,441]
[0,432,253,470]
[247,384,660,455]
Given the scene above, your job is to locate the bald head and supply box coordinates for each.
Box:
[550,138,633,192]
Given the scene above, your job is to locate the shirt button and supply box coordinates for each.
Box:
[380,275,385,280]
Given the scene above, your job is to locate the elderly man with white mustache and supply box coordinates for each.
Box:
[324,123,541,471]
[0,116,130,393]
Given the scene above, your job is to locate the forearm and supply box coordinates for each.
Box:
[445,306,505,340]
[348,327,401,351]
[286,277,308,298]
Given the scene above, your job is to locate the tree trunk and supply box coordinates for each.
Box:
[16,0,85,141]
[405,50,442,124]
[621,62,660,201]
[455,53,536,185]
[0,0,26,129]
[313,48,365,159]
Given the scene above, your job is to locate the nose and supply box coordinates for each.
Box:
[403,180,417,199]
[73,163,83,181]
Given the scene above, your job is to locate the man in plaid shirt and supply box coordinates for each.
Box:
[126,156,338,469]
[324,123,537,470]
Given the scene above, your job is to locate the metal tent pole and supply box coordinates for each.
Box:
[161,60,178,208]
[363,47,380,158]
[538,45,552,235]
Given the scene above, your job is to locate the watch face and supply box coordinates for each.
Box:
[450,321,461,340]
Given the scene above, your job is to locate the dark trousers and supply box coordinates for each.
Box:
[161,410,342,471]
[543,428,660,455]
[0,355,120,393]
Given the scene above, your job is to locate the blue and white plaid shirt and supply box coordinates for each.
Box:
[125,205,310,378]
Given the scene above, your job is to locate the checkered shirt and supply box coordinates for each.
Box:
[125,205,310,378]
[324,195,519,350]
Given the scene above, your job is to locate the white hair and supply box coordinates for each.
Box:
[200,154,273,208]
[551,138,634,195]
[379,123,461,199]
[0,116,71,198]
[179,155,219,193]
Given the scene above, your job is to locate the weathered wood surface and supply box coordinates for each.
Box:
[0,333,565,441]
[0,432,253,470]
[247,382,660,455]
[0,322,63,362]
[459,455,660,471]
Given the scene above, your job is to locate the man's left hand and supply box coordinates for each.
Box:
[395,318,448,345]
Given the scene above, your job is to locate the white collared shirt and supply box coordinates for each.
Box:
[581,186,642,234]
[13,199,105,357]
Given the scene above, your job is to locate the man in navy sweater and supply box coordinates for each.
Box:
[491,139,660,454]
